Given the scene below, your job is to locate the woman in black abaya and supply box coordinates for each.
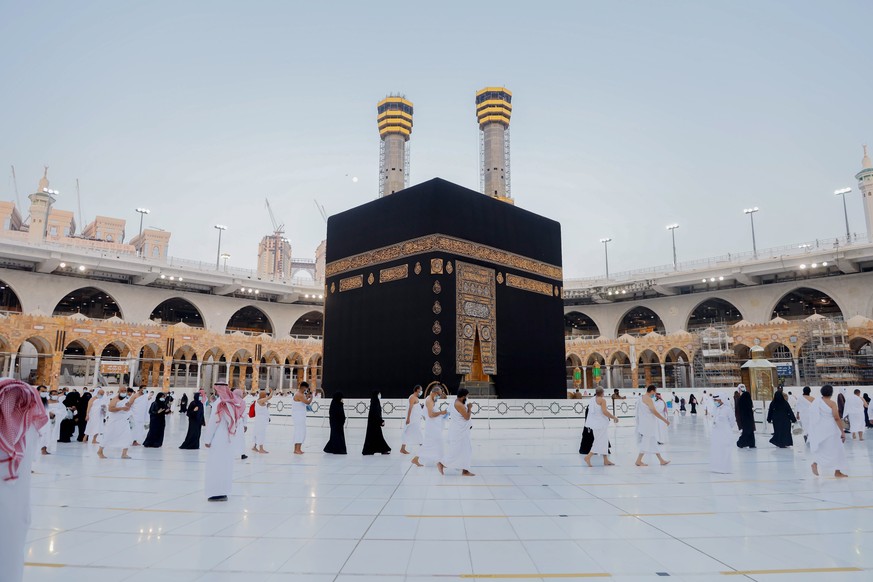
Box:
[323,392,347,454]
[180,392,205,449]
[688,394,698,415]
[58,391,80,442]
[362,391,391,455]
[143,392,172,447]
[76,390,92,442]
[766,391,797,448]
[179,392,189,414]
[735,385,756,448]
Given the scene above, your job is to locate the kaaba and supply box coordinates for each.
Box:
[322,178,565,399]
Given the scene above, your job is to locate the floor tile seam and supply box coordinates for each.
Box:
[551,464,752,580]
[335,459,416,581]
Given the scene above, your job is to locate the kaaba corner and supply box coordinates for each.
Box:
[322,178,565,399]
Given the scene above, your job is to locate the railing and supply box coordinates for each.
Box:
[565,233,868,286]
[0,236,321,288]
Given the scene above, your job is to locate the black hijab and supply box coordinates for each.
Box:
[769,390,790,414]
[329,392,344,419]
[150,393,167,414]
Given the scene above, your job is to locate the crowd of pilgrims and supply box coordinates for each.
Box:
[29,380,476,476]
[580,383,871,477]
[1,376,872,582]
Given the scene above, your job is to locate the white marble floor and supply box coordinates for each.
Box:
[23,411,873,582]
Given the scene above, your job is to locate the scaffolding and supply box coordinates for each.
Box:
[693,325,742,387]
[801,316,861,385]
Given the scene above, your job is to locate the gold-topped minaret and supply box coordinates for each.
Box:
[476,87,513,204]
[377,96,413,197]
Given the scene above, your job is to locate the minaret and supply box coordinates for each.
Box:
[28,166,57,243]
[377,96,413,197]
[476,87,513,203]
[855,145,873,241]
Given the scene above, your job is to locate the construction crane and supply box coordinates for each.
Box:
[264,198,287,278]
[314,199,328,224]
[265,198,285,236]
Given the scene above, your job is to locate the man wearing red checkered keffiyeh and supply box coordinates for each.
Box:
[0,378,50,582]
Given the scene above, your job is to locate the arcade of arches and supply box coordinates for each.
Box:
[565,289,873,391]
[0,313,322,392]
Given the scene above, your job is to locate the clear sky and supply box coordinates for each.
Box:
[1,1,871,279]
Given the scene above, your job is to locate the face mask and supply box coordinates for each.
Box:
[715,401,723,407]
[49,395,58,401]
[377,393,382,400]
[119,393,127,399]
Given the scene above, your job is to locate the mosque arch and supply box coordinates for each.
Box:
[764,341,793,362]
[226,305,273,336]
[200,348,227,389]
[564,311,601,337]
[770,287,844,320]
[733,343,752,361]
[290,310,324,337]
[100,340,131,359]
[616,306,666,336]
[229,349,254,390]
[149,298,205,327]
[664,347,691,389]
[136,343,165,387]
[308,353,323,388]
[686,298,745,330]
[636,349,661,388]
[607,350,633,389]
[565,353,582,386]
[16,335,53,385]
[52,286,123,319]
[0,280,23,313]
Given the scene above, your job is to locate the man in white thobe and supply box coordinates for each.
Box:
[710,392,737,473]
[39,389,66,455]
[0,379,49,582]
[204,384,245,501]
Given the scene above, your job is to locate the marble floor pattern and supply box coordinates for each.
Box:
[22,410,873,582]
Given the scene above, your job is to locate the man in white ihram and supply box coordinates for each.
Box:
[635,385,671,467]
[438,388,475,476]
[808,385,848,478]
[0,378,49,582]
[844,388,867,441]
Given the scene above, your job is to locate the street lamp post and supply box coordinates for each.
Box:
[135,208,150,255]
[666,224,679,270]
[600,237,612,279]
[834,187,852,241]
[743,207,759,259]
[220,252,231,272]
[214,225,227,269]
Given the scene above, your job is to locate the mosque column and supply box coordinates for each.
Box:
[792,358,801,385]
[91,356,101,388]
[251,365,260,392]
[195,362,201,389]
[128,358,137,388]
[605,365,612,389]
[582,365,588,390]
[304,365,310,383]
[660,363,666,389]
[278,363,285,393]
[48,352,62,390]
[7,352,16,378]
[631,366,639,389]
[162,357,172,389]
[689,360,696,388]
